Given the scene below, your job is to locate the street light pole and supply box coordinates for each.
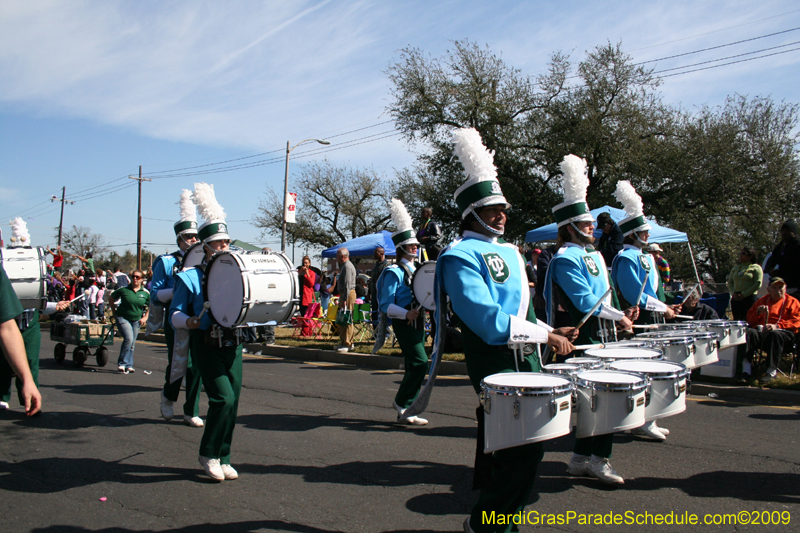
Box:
[281,138,330,253]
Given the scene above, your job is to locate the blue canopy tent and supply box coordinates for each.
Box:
[321,230,397,258]
[525,206,687,243]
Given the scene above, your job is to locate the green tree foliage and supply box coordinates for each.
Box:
[254,160,396,249]
[387,40,800,282]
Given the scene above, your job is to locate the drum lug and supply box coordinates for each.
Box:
[673,380,680,397]
[481,391,491,415]
[549,392,557,418]
[513,397,520,420]
[689,344,696,356]
[590,387,597,413]
[644,378,651,407]
[627,393,635,413]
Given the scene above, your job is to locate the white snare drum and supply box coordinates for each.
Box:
[602,340,658,349]
[583,347,663,366]
[608,360,688,421]
[0,246,46,310]
[563,356,604,370]
[641,330,719,368]
[688,320,747,348]
[542,363,581,378]
[480,372,573,453]
[204,251,299,328]
[411,261,437,311]
[575,370,647,438]
[636,332,704,368]
[181,242,205,271]
[648,323,697,333]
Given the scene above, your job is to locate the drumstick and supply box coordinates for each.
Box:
[572,343,605,351]
[576,288,614,329]
[68,293,87,304]
[674,314,695,319]
[632,324,661,329]
[635,270,649,307]
[195,302,211,321]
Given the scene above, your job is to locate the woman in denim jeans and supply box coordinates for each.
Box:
[110,270,149,373]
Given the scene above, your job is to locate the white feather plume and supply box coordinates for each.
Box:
[177,189,196,223]
[559,155,589,204]
[389,198,413,232]
[9,217,30,243]
[451,127,497,181]
[192,182,226,222]
[614,180,644,217]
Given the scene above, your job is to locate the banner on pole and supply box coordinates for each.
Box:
[285,192,298,223]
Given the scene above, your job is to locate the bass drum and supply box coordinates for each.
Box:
[181,242,205,271]
[411,261,437,311]
[0,246,46,310]
[204,251,299,328]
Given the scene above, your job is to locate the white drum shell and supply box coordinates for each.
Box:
[181,242,205,271]
[0,247,46,310]
[205,251,299,328]
[636,333,698,369]
[575,370,647,438]
[481,373,573,453]
[689,320,747,347]
[411,261,437,311]
[609,360,688,421]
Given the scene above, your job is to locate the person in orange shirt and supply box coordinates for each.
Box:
[738,277,800,383]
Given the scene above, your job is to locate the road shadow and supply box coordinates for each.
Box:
[236,413,476,440]
[44,382,161,396]
[0,409,162,430]
[31,521,344,533]
[626,470,800,503]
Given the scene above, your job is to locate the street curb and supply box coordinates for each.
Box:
[136,332,799,405]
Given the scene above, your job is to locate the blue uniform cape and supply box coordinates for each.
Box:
[611,245,666,312]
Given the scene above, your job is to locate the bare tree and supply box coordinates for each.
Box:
[254,160,396,249]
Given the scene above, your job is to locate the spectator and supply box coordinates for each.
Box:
[334,248,357,353]
[764,220,800,295]
[112,266,130,289]
[95,268,107,287]
[416,207,443,260]
[737,277,800,383]
[297,256,316,316]
[319,275,333,317]
[596,212,623,265]
[109,270,150,373]
[87,281,99,320]
[356,275,368,299]
[727,247,763,321]
[524,248,540,300]
[648,243,671,290]
[675,289,718,321]
[95,282,106,321]
[368,246,389,325]
[72,252,95,275]
[47,246,65,273]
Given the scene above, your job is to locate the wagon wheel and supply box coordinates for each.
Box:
[73,346,88,368]
[95,346,109,367]
[54,343,66,364]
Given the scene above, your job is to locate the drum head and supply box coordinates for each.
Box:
[205,252,245,328]
[577,370,644,385]
[182,242,205,271]
[610,360,684,376]
[584,348,662,360]
[411,261,437,311]
[483,372,571,392]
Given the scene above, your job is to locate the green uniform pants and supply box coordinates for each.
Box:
[392,320,429,409]
[191,331,242,464]
[573,434,614,459]
[162,318,202,417]
[0,313,40,406]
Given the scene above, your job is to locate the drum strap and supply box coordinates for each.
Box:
[473,405,493,490]
[396,261,423,330]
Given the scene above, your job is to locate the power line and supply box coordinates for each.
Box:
[651,40,800,74]
[657,45,800,78]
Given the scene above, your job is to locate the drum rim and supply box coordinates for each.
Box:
[410,260,437,311]
[636,334,696,344]
[575,369,647,391]
[481,372,574,396]
[584,347,663,358]
[608,360,688,380]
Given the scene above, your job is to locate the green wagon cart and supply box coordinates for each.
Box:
[50,321,114,368]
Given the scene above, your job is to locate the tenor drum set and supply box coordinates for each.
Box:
[0,246,47,311]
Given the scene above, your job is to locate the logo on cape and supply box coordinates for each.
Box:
[583,255,601,277]
[639,255,652,271]
[482,252,510,283]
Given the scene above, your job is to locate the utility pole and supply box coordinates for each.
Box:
[50,187,74,247]
[129,167,151,270]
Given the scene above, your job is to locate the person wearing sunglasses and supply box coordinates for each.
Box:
[109,269,149,373]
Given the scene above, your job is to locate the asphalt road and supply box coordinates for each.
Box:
[1,333,798,532]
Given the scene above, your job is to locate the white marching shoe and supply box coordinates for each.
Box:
[393,401,428,426]
[588,458,625,485]
[198,456,224,481]
[220,464,239,480]
[632,421,666,441]
[184,415,204,427]
[566,456,591,477]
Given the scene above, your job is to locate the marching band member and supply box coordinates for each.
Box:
[543,156,636,484]
[170,183,242,482]
[154,190,204,427]
[0,218,68,412]
[377,199,429,425]
[611,181,680,441]
[438,128,574,533]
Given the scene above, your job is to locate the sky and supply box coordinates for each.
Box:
[1,0,799,262]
